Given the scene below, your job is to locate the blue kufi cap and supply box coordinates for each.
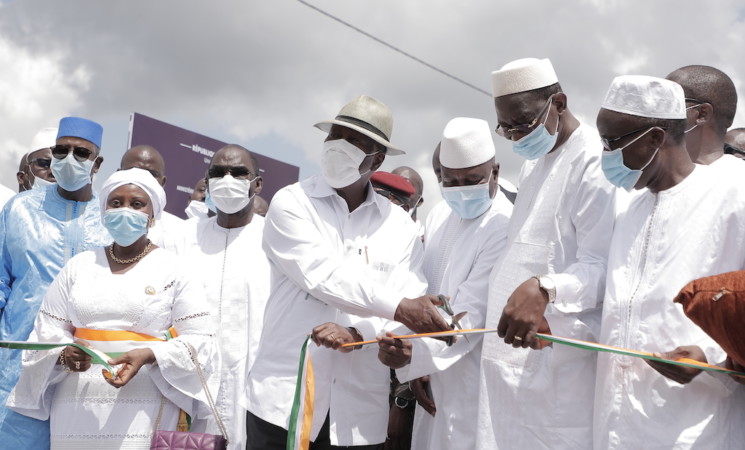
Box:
[57,116,104,148]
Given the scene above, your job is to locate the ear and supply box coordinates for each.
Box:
[695,103,713,125]
[16,171,26,187]
[370,152,386,172]
[553,92,568,115]
[253,176,264,195]
[160,176,167,187]
[92,156,104,174]
[648,128,667,149]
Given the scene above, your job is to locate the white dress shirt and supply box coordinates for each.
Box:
[595,164,745,449]
[477,124,616,449]
[397,193,512,450]
[245,175,427,441]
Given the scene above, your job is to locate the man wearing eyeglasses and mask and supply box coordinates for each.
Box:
[476,58,615,448]
[0,116,111,448]
[594,75,745,449]
[378,117,512,450]
[17,127,57,192]
[245,95,450,449]
[179,144,270,450]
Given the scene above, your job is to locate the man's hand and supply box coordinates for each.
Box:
[106,348,156,388]
[497,277,550,348]
[530,317,553,350]
[410,376,436,416]
[725,357,745,385]
[394,295,450,334]
[63,339,93,372]
[378,332,412,369]
[646,345,706,384]
[311,322,361,353]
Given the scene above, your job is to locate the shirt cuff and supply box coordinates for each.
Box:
[547,273,583,314]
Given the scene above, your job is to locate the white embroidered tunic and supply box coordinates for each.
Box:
[8,247,216,450]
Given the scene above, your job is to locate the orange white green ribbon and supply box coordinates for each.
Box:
[287,335,315,450]
[341,328,745,377]
[0,340,115,373]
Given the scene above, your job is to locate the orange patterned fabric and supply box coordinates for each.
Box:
[674,270,745,366]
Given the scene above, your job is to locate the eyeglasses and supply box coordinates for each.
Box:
[495,96,553,138]
[724,143,745,157]
[51,145,94,162]
[208,166,255,180]
[373,187,408,207]
[601,126,665,151]
[28,158,52,169]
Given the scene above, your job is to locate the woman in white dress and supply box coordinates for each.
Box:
[8,168,217,449]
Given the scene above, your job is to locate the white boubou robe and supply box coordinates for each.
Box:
[595,164,745,449]
[396,193,512,450]
[477,124,616,449]
[180,215,271,450]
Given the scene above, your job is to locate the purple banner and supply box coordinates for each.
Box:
[128,112,300,219]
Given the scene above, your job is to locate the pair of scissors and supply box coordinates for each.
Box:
[437,294,468,346]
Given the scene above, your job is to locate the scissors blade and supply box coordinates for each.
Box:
[451,311,469,342]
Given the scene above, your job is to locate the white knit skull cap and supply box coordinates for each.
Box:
[439,117,495,169]
[601,75,686,119]
[491,58,559,98]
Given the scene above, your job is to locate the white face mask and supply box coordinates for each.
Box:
[208,175,255,214]
[32,177,55,190]
[50,154,94,192]
[184,200,209,219]
[321,139,378,189]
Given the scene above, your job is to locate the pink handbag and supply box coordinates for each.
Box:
[150,343,228,450]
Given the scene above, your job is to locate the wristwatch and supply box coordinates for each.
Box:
[534,275,556,304]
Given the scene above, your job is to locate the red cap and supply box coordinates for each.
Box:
[370,171,415,197]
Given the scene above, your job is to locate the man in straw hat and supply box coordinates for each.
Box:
[245,95,451,449]
[0,117,111,448]
[477,58,615,448]
[378,117,513,449]
[594,75,745,448]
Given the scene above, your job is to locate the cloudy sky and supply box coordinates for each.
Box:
[2,0,744,217]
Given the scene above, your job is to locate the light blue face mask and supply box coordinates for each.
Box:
[512,98,559,160]
[103,208,150,247]
[50,153,94,192]
[204,190,217,213]
[441,173,493,219]
[601,127,660,192]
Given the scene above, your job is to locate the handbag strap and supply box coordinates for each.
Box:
[185,341,229,441]
[150,342,229,443]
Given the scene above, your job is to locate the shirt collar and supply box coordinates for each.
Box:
[307,174,384,213]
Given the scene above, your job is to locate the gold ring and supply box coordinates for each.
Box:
[75,360,81,370]
[330,334,335,340]
[514,336,523,341]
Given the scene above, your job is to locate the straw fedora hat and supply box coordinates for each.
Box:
[314,95,405,155]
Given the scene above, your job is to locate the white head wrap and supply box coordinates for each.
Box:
[30,127,58,152]
[491,58,559,98]
[601,75,686,119]
[99,168,166,220]
[440,117,496,169]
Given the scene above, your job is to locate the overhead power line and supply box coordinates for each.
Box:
[296,0,491,97]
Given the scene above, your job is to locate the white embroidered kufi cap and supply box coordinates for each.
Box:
[601,75,686,119]
[30,127,58,152]
[491,58,559,98]
[440,117,495,169]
